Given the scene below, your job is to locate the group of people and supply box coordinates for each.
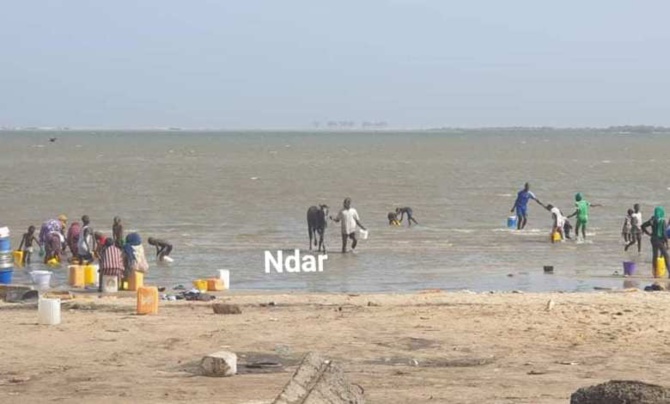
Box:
[16,214,175,289]
[511,182,670,276]
[510,183,601,242]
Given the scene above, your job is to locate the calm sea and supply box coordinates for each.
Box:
[1,130,668,292]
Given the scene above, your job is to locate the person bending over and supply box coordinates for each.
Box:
[148,237,173,262]
[396,207,419,227]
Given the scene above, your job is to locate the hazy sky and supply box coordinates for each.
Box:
[2,1,669,128]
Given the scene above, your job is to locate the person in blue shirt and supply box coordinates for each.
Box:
[510,182,543,230]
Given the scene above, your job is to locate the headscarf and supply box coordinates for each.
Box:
[654,206,666,239]
[575,193,583,202]
[39,219,64,244]
[123,232,142,261]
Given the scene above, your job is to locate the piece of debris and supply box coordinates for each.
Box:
[0,285,35,303]
[367,301,380,307]
[546,299,555,311]
[200,351,237,377]
[570,380,670,404]
[272,352,365,404]
[212,304,242,315]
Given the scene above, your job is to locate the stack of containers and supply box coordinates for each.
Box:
[0,227,13,284]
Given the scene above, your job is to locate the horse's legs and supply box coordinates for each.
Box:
[308,225,313,251]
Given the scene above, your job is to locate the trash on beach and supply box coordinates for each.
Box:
[200,351,237,377]
[545,299,555,311]
[212,303,241,315]
[543,266,554,274]
[272,352,365,404]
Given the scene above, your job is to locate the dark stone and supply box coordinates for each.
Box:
[571,380,670,404]
[212,303,241,315]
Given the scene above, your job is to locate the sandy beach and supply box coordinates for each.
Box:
[1,290,669,403]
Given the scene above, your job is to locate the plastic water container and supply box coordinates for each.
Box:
[161,256,174,263]
[30,270,52,289]
[68,265,85,288]
[551,231,562,242]
[207,278,224,291]
[84,264,98,286]
[507,216,517,229]
[359,229,369,240]
[0,237,10,253]
[102,275,119,293]
[218,270,230,290]
[47,258,61,267]
[654,257,667,278]
[137,286,159,315]
[13,250,23,267]
[0,269,13,284]
[193,279,208,292]
[623,261,636,276]
[128,271,144,291]
[38,298,61,325]
[0,227,9,238]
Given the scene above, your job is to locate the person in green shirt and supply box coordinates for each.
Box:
[641,206,669,276]
[567,192,602,241]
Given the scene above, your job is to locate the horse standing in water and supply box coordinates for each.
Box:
[307,205,329,253]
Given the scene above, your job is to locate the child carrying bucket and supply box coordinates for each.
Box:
[17,226,40,266]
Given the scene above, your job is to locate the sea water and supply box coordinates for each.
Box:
[0,129,666,292]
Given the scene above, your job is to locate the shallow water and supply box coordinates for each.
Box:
[1,130,668,292]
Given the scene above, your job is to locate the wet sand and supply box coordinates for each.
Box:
[1,290,669,403]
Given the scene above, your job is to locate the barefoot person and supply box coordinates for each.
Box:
[625,203,643,253]
[77,215,95,263]
[331,197,366,253]
[17,226,40,265]
[396,207,419,227]
[542,204,567,243]
[98,238,124,292]
[510,183,543,230]
[642,206,670,277]
[148,237,173,262]
[112,216,124,247]
[567,193,602,241]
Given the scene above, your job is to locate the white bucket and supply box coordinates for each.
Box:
[102,275,118,293]
[218,269,230,290]
[30,270,52,289]
[0,227,9,238]
[38,298,61,325]
[359,229,369,240]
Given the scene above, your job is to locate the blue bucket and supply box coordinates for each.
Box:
[623,261,636,276]
[0,237,10,253]
[0,269,13,284]
[507,216,518,229]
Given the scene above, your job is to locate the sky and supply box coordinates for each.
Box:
[1,1,669,129]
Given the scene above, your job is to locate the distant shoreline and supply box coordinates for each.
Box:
[1,125,670,134]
